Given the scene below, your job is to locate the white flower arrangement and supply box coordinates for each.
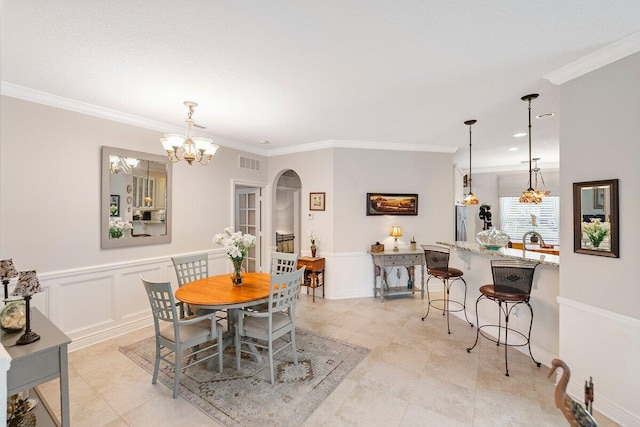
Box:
[213,227,256,261]
[309,230,317,249]
[109,218,132,239]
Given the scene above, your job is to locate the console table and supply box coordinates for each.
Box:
[369,250,425,301]
[2,308,71,426]
[297,256,325,302]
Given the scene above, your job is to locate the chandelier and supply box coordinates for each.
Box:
[160,101,219,166]
[109,156,139,174]
[462,119,479,205]
[519,94,542,204]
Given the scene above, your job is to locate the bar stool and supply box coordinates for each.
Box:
[466,259,540,376]
[421,245,473,334]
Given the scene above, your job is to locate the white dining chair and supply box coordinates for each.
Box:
[142,276,224,398]
[234,266,305,383]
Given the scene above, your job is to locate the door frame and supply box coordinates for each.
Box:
[231,179,269,273]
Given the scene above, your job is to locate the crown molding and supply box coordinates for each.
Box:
[2,82,456,158]
[265,139,455,157]
[0,82,269,157]
[544,31,640,85]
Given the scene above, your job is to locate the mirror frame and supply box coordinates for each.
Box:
[101,146,172,249]
[573,179,619,258]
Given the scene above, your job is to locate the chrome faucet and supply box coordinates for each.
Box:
[522,231,545,259]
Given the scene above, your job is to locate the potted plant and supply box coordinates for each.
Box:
[310,231,318,257]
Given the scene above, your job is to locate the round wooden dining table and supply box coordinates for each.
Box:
[175,272,272,310]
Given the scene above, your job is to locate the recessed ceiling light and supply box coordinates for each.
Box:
[513,132,527,138]
[508,147,519,151]
[259,140,270,145]
[536,112,555,119]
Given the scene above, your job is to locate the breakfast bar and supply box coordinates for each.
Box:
[434,241,560,365]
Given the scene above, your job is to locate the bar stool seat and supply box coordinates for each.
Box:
[466,259,540,377]
[421,245,473,334]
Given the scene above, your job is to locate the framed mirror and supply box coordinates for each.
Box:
[101,146,172,249]
[573,179,618,257]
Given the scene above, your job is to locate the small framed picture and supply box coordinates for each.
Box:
[309,192,326,211]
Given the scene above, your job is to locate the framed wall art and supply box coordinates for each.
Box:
[366,193,418,216]
[573,179,619,258]
[310,192,326,211]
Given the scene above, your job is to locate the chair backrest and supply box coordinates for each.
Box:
[422,245,450,271]
[270,252,299,275]
[490,259,539,296]
[172,253,209,287]
[268,266,305,317]
[141,276,179,334]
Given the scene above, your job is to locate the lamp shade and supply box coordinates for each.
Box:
[389,225,403,237]
[0,259,19,280]
[12,270,42,298]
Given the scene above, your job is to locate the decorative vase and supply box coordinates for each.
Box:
[231,258,244,286]
[476,228,510,250]
[0,297,26,333]
[311,247,317,257]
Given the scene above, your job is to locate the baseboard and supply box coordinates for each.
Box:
[69,316,154,351]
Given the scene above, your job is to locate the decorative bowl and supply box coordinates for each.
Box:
[476,228,510,251]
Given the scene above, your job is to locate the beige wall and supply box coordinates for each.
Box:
[0,96,268,272]
[558,52,640,424]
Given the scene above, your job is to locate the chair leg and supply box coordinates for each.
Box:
[421,276,434,321]
[525,302,541,368]
[268,340,275,384]
[173,347,182,398]
[504,303,511,377]
[291,329,298,365]
[152,340,161,384]
[466,295,483,353]
[217,324,224,373]
[456,277,474,327]
[444,279,451,334]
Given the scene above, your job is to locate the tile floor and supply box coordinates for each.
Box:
[38,293,619,426]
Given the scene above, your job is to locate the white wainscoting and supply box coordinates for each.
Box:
[558,297,640,427]
[19,250,230,351]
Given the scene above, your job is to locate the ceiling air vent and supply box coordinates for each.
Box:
[238,156,261,172]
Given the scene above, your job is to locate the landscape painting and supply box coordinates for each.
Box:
[366,193,418,216]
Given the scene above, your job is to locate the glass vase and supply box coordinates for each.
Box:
[476,228,510,250]
[1,296,26,333]
[231,258,245,286]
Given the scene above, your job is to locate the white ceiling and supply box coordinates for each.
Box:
[2,1,640,171]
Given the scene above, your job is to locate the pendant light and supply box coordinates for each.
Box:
[143,161,152,206]
[532,157,550,197]
[462,119,479,205]
[519,94,542,204]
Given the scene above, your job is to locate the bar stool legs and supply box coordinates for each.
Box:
[466,259,541,377]
[421,273,473,334]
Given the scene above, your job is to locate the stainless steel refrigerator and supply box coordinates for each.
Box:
[455,205,467,241]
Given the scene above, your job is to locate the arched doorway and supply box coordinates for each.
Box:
[274,170,302,254]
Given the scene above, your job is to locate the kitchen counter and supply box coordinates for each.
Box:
[436,241,559,267]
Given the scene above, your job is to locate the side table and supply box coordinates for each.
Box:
[2,308,71,426]
[297,256,325,302]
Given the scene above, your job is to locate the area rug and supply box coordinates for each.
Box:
[119,328,369,426]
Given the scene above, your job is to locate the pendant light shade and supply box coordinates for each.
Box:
[462,119,479,205]
[519,94,542,204]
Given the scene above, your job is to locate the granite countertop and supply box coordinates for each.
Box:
[436,241,560,267]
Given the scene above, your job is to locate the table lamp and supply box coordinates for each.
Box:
[1,258,19,301]
[12,270,42,345]
[390,225,402,252]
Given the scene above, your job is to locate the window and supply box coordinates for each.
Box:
[499,196,559,245]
